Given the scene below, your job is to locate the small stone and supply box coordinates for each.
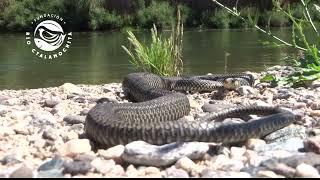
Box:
[122,141,209,167]
[0,109,7,117]
[125,165,139,177]
[5,98,21,106]
[304,136,320,154]
[36,169,64,178]
[67,94,76,99]
[265,152,320,168]
[201,103,233,113]
[0,126,15,136]
[103,87,113,93]
[63,115,85,125]
[68,124,84,132]
[264,124,306,143]
[257,170,282,178]
[42,129,58,141]
[90,158,115,174]
[10,165,33,178]
[219,159,244,171]
[13,125,30,135]
[80,109,89,116]
[307,128,320,137]
[262,138,304,153]
[295,163,320,177]
[141,167,162,178]
[311,80,320,89]
[238,86,255,96]
[63,160,92,176]
[230,146,246,159]
[73,154,95,162]
[50,108,58,115]
[189,99,200,109]
[268,163,296,178]
[38,156,64,172]
[59,139,91,157]
[210,154,230,167]
[105,165,125,177]
[96,97,117,104]
[267,65,282,71]
[201,169,251,178]
[293,102,306,109]
[274,89,294,99]
[0,95,10,102]
[310,102,320,110]
[246,139,266,150]
[175,157,196,173]
[0,155,21,165]
[44,99,59,108]
[263,150,294,159]
[98,145,124,164]
[166,166,189,178]
[33,139,46,149]
[244,150,263,167]
[181,115,194,121]
[59,83,84,95]
[74,97,86,103]
[30,112,56,126]
[310,110,320,117]
[253,100,270,106]
[11,111,29,120]
[64,131,79,141]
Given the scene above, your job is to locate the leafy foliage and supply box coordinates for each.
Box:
[0,0,311,31]
[212,0,320,88]
[260,0,320,87]
[135,0,174,29]
[201,9,230,29]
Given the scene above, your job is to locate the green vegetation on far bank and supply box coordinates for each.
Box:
[0,0,319,32]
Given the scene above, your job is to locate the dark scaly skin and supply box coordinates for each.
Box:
[84,73,300,147]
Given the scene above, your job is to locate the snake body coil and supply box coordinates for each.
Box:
[85,72,300,147]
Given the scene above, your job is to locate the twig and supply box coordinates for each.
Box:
[211,0,307,52]
[300,0,319,36]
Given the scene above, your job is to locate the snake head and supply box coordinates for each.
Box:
[223,78,241,90]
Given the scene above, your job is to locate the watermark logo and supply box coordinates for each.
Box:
[26,14,72,59]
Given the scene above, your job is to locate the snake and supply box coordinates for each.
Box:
[84,72,301,147]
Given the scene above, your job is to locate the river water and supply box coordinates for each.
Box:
[0,28,296,89]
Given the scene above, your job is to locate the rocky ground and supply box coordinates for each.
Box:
[1,65,320,178]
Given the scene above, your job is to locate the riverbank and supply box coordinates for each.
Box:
[1,65,320,178]
[0,0,309,32]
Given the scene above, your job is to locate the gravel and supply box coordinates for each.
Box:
[1,66,320,177]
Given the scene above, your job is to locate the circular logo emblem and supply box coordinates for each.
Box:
[34,20,66,51]
[26,14,72,60]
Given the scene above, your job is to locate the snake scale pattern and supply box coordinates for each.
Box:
[84,72,301,147]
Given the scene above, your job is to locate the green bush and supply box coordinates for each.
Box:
[309,4,320,22]
[230,7,260,28]
[269,10,289,27]
[89,8,124,30]
[260,9,289,27]
[291,3,304,19]
[136,0,174,29]
[180,4,191,25]
[0,0,311,31]
[0,0,67,31]
[201,9,230,29]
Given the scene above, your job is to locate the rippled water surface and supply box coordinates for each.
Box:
[0,28,296,89]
